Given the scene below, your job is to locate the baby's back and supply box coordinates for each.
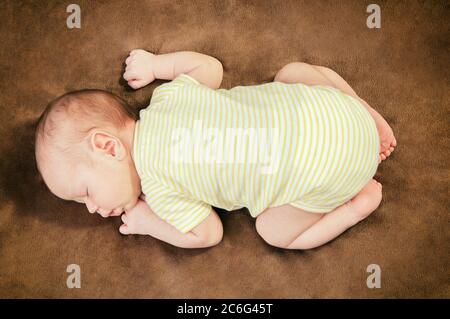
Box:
[135,74,379,218]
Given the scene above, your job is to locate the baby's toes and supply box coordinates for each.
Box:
[381,142,389,151]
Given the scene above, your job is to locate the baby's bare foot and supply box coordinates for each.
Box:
[376,118,397,162]
[346,179,382,224]
[357,98,397,163]
[368,108,397,163]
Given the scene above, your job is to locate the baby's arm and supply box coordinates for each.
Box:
[119,199,223,249]
[153,51,223,89]
[124,49,223,89]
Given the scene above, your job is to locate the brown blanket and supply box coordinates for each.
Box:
[0,0,448,297]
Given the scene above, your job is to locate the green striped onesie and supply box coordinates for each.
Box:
[133,73,380,233]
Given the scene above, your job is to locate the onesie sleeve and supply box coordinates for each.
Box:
[140,177,212,234]
[149,73,201,106]
[171,73,201,85]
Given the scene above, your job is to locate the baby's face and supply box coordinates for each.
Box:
[40,133,141,218]
[70,156,141,217]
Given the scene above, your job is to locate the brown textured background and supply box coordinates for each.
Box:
[0,0,448,298]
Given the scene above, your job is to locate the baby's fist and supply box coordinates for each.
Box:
[123,49,156,89]
[119,199,151,235]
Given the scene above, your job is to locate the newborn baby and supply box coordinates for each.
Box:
[35,50,397,249]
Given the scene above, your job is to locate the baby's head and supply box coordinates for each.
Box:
[35,89,141,217]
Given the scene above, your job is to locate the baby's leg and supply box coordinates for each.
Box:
[275,62,372,111]
[274,62,335,86]
[314,65,396,161]
[274,62,396,162]
[255,179,382,250]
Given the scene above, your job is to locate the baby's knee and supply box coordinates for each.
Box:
[313,65,340,80]
[275,62,314,81]
[255,217,290,248]
[256,227,312,250]
[314,65,332,75]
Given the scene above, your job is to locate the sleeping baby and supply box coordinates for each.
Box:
[35,49,397,249]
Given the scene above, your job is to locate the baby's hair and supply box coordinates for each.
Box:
[35,89,137,175]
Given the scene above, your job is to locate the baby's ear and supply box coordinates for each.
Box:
[90,130,126,160]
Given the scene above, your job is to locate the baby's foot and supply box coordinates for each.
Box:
[368,108,397,163]
[377,120,397,162]
[346,179,382,224]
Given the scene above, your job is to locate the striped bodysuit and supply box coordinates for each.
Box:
[133,73,380,233]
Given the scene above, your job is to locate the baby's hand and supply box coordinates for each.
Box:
[123,49,156,89]
[119,199,152,235]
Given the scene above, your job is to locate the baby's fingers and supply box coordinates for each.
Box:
[123,69,139,81]
[119,224,130,235]
[129,49,147,56]
[125,55,134,65]
[128,79,146,90]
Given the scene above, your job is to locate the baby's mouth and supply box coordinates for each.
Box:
[109,208,123,216]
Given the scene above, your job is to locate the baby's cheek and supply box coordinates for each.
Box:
[96,189,117,208]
